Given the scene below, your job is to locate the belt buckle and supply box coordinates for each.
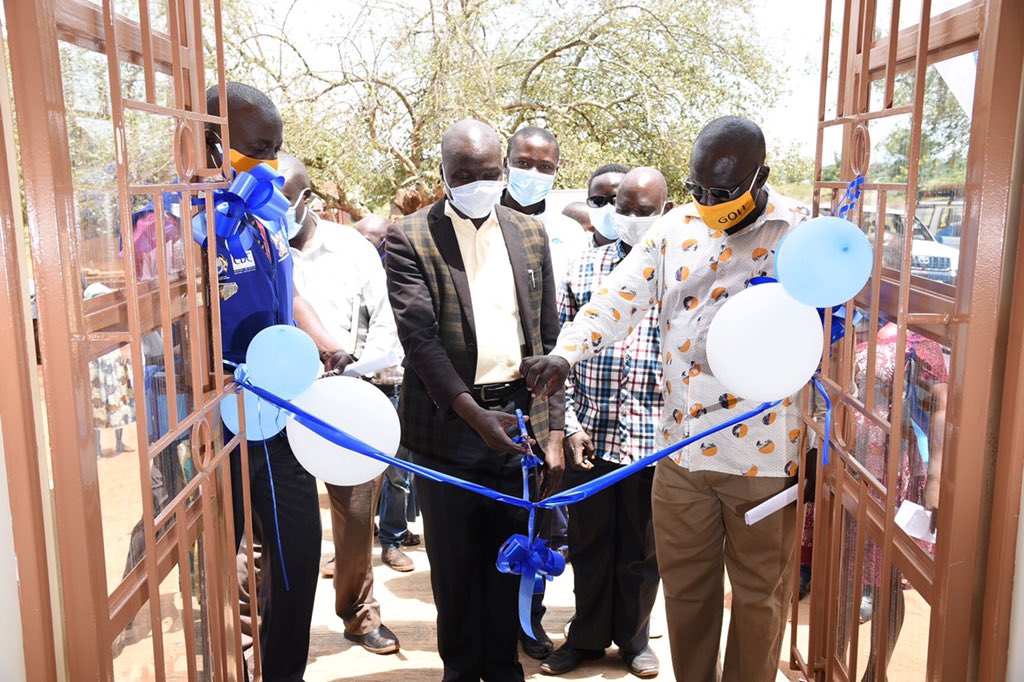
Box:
[479,383,504,403]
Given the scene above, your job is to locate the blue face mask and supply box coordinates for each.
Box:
[284,204,303,240]
[506,167,555,207]
[589,204,618,241]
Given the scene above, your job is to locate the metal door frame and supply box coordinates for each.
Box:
[2,0,261,677]
[790,0,1024,680]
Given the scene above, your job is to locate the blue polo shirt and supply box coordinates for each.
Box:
[215,217,295,365]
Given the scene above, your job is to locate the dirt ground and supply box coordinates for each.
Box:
[94,423,929,681]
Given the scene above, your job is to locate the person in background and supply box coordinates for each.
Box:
[561,201,594,237]
[386,119,565,682]
[353,214,422,572]
[498,125,581,658]
[501,126,589,288]
[540,168,670,679]
[282,154,403,655]
[523,117,808,682]
[203,82,337,682]
[585,164,630,248]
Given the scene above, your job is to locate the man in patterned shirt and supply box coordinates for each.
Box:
[540,168,671,679]
[523,117,809,682]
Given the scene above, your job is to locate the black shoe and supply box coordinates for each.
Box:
[344,624,400,654]
[621,645,659,678]
[539,644,604,675]
[520,625,554,660]
[401,532,422,547]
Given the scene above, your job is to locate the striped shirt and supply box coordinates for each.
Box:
[560,240,663,465]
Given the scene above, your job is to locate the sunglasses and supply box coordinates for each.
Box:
[685,166,761,203]
[586,194,616,209]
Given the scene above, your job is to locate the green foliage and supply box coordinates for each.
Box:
[876,67,971,191]
[222,0,788,216]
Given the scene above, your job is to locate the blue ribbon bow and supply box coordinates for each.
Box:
[494,411,565,639]
[496,533,566,639]
[835,176,865,220]
[200,163,290,259]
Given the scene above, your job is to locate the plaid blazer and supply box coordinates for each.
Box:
[385,199,564,460]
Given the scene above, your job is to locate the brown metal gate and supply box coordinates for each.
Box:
[789,1,1024,680]
[1,0,260,678]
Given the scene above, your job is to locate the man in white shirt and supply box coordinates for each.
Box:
[282,154,402,655]
[523,117,808,682]
[501,127,590,288]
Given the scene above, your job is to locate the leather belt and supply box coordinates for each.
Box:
[471,379,526,405]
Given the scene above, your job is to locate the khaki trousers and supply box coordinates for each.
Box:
[326,476,383,635]
[651,460,795,682]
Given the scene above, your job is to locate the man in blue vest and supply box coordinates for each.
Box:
[203,82,348,682]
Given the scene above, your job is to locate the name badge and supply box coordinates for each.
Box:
[231,250,256,274]
[219,282,239,301]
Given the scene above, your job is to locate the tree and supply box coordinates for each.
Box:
[222,0,785,217]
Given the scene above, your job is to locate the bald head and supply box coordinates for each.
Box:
[440,119,503,188]
[354,215,392,249]
[689,116,768,206]
[616,167,670,218]
[278,153,310,203]
[562,201,593,232]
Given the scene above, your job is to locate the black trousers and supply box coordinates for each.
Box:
[413,390,531,682]
[565,459,659,655]
[231,434,321,682]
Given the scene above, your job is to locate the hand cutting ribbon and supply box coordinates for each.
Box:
[494,422,567,640]
[194,163,290,258]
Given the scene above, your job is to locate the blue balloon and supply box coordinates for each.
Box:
[776,216,873,307]
[245,325,319,399]
[221,388,288,440]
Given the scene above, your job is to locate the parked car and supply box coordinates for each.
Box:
[917,199,965,249]
[863,208,959,285]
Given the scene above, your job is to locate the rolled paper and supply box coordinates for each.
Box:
[745,483,798,525]
[341,350,401,377]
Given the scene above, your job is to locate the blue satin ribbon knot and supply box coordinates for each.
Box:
[202,163,290,258]
[496,533,566,639]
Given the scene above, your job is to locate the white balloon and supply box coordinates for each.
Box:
[286,376,399,485]
[706,283,824,403]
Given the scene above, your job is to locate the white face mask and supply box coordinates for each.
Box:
[613,210,663,246]
[506,167,555,207]
[444,175,505,220]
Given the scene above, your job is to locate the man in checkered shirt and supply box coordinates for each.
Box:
[540,167,671,679]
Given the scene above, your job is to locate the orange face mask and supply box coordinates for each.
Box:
[229,148,279,173]
[692,172,758,230]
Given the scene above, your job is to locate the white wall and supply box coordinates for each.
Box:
[0,418,27,681]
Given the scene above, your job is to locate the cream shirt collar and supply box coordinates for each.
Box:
[444,200,498,230]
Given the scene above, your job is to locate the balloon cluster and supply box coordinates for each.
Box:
[222,325,398,485]
[707,215,873,402]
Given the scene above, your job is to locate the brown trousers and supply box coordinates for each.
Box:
[326,476,383,635]
[651,460,795,682]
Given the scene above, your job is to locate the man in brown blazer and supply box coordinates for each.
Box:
[385,119,565,682]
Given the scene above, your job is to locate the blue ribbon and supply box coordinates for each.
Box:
[813,377,831,467]
[496,532,565,639]
[197,163,290,259]
[494,430,565,640]
[835,176,865,220]
[232,369,834,637]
